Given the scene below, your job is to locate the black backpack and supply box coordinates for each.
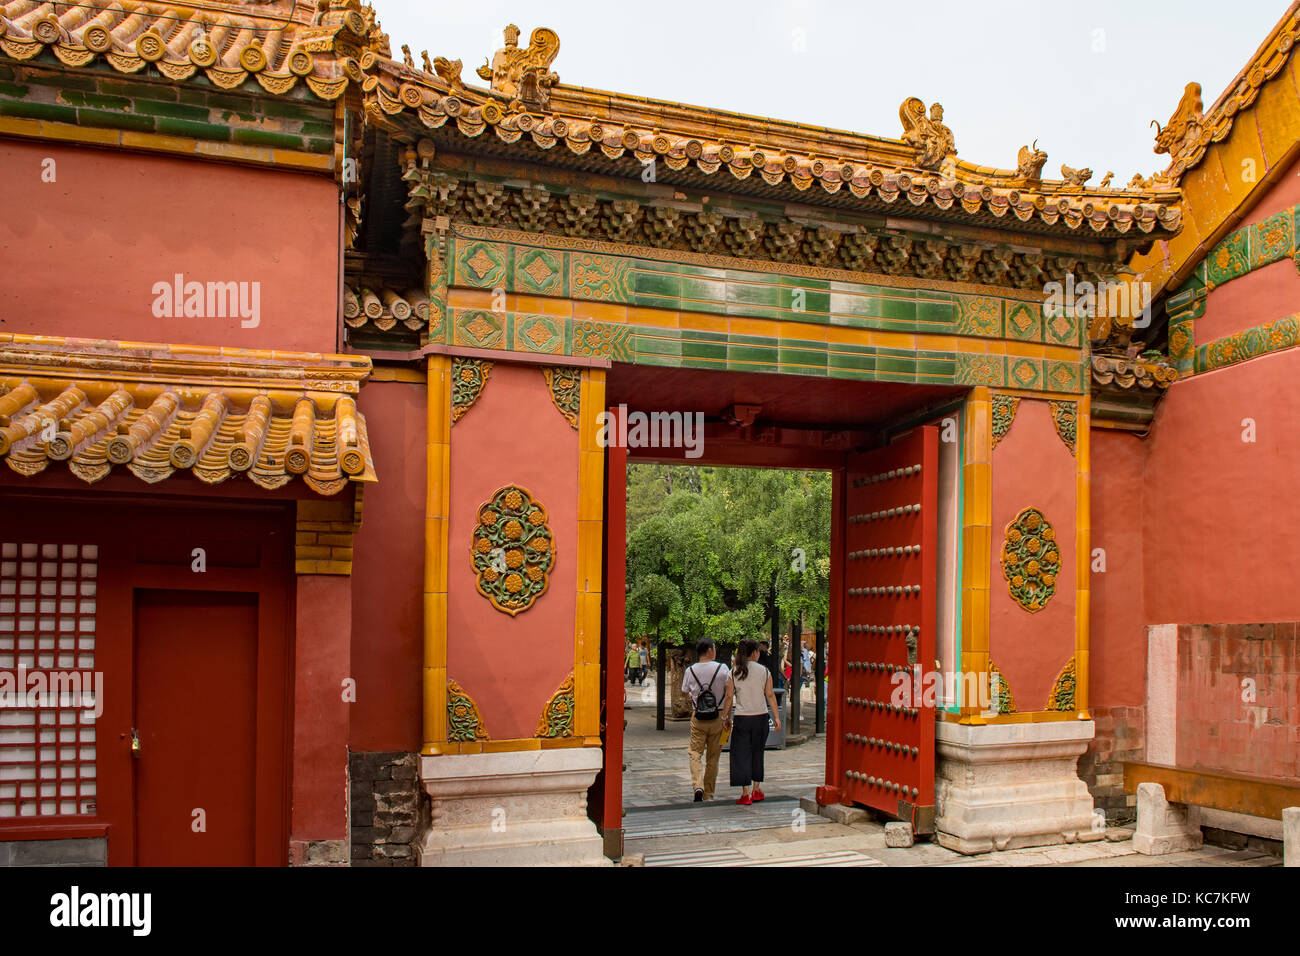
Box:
[692,663,725,720]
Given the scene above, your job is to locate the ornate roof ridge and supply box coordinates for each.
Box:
[362,52,1181,238]
[0,332,372,391]
[0,0,388,100]
[1150,2,1300,184]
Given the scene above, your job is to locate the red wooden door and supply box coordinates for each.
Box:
[133,589,260,866]
[819,426,939,832]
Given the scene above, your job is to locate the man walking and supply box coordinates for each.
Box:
[625,641,641,685]
[682,637,733,802]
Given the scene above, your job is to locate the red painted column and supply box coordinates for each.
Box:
[598,412,627,852]
[290,573,352,859]
[820,465,847,804]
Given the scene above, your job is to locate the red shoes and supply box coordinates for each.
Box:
[736,794,752,805]
[752,789,765,802]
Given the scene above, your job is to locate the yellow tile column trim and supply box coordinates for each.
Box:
[959,386,992,722]
[423,354,452,752]
[573,368,606,740]
[1074,394,1091,719]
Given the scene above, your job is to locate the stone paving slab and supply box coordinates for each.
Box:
[619,680,1280,868]
[623,797,831,839]
[644,846,883,867]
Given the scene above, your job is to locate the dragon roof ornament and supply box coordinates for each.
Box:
[1144,5,1300,185]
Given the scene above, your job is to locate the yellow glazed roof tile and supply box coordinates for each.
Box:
[0,0,383,101]
[0,334,375,495]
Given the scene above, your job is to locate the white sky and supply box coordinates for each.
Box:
[371,0,1289,182]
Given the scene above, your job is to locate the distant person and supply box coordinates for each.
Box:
[625,642,641,685]
[638,642,650,685]
[729,637,781,805]
[682,637,733,803]
[800,641,812,688]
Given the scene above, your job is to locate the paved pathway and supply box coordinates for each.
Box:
[619,678,1283,868]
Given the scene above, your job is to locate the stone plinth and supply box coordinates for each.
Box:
[1285,807,1298,868]
[934,719,1101,854]
[1133,782,1202,855]
[417,748,610,866]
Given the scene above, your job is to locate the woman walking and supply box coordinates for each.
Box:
[727,637,781,805]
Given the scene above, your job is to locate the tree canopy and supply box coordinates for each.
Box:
[624,465,830,647]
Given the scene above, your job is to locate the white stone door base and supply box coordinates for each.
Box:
[934,719,1102,854]
[417,748,612,866]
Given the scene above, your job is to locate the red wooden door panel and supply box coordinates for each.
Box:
[819,426,939,832]
[133,589,259,866]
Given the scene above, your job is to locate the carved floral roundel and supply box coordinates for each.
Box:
[1000,507,1060,613]
[471,485,555,615]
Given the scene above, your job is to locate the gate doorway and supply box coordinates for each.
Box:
[592,365,965,856]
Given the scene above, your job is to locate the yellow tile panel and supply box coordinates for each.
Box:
[423,666,447,745]
[574,519,605,594]
[571,301,628,324]
[779,321,826,341]
[42,121,121,146]
[1253,74,1300,171]
[0,115,42,137]
[677,311,728,334]
[575,662,601,736]
[962,525,991,591]
[729,317,782,339]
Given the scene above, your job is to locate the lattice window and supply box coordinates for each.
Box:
[0,542,98,818]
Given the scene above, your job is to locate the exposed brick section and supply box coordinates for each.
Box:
[1080,704,1144,824]
[296,494,363,575]
[289,839,349,866]
[1177,623,1299,781]
[0,64,334,156]
[349,751,423,867]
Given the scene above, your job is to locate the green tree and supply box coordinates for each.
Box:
[623,465,830,716]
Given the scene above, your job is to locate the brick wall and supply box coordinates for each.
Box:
[0,62,334,158]
[349,751,423,867]
[1079,704,1144,824]
[1176,623,1299,781]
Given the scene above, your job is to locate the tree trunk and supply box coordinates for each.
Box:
[667,646,694,718]
[655,638,666,731]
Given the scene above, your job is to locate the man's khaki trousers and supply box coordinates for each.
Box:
[688,714,725,799]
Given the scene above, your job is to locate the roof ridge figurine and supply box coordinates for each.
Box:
[475,24,560,112]
[899,97,955,171]
[1152,82,1204,157]
[1016,140,1048,182]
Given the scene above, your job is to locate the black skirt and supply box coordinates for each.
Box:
[728,714,769,787]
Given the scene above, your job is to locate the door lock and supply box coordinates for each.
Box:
[130,728,141,758]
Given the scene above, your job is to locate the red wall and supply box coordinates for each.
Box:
[446,363,579,740]
[349,379,426,752]
[1144,347,1300,623]
[989,399,1076,710]
[0,139,339,352]
[1088,429,1146,708]
[1175,624,1299,781]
